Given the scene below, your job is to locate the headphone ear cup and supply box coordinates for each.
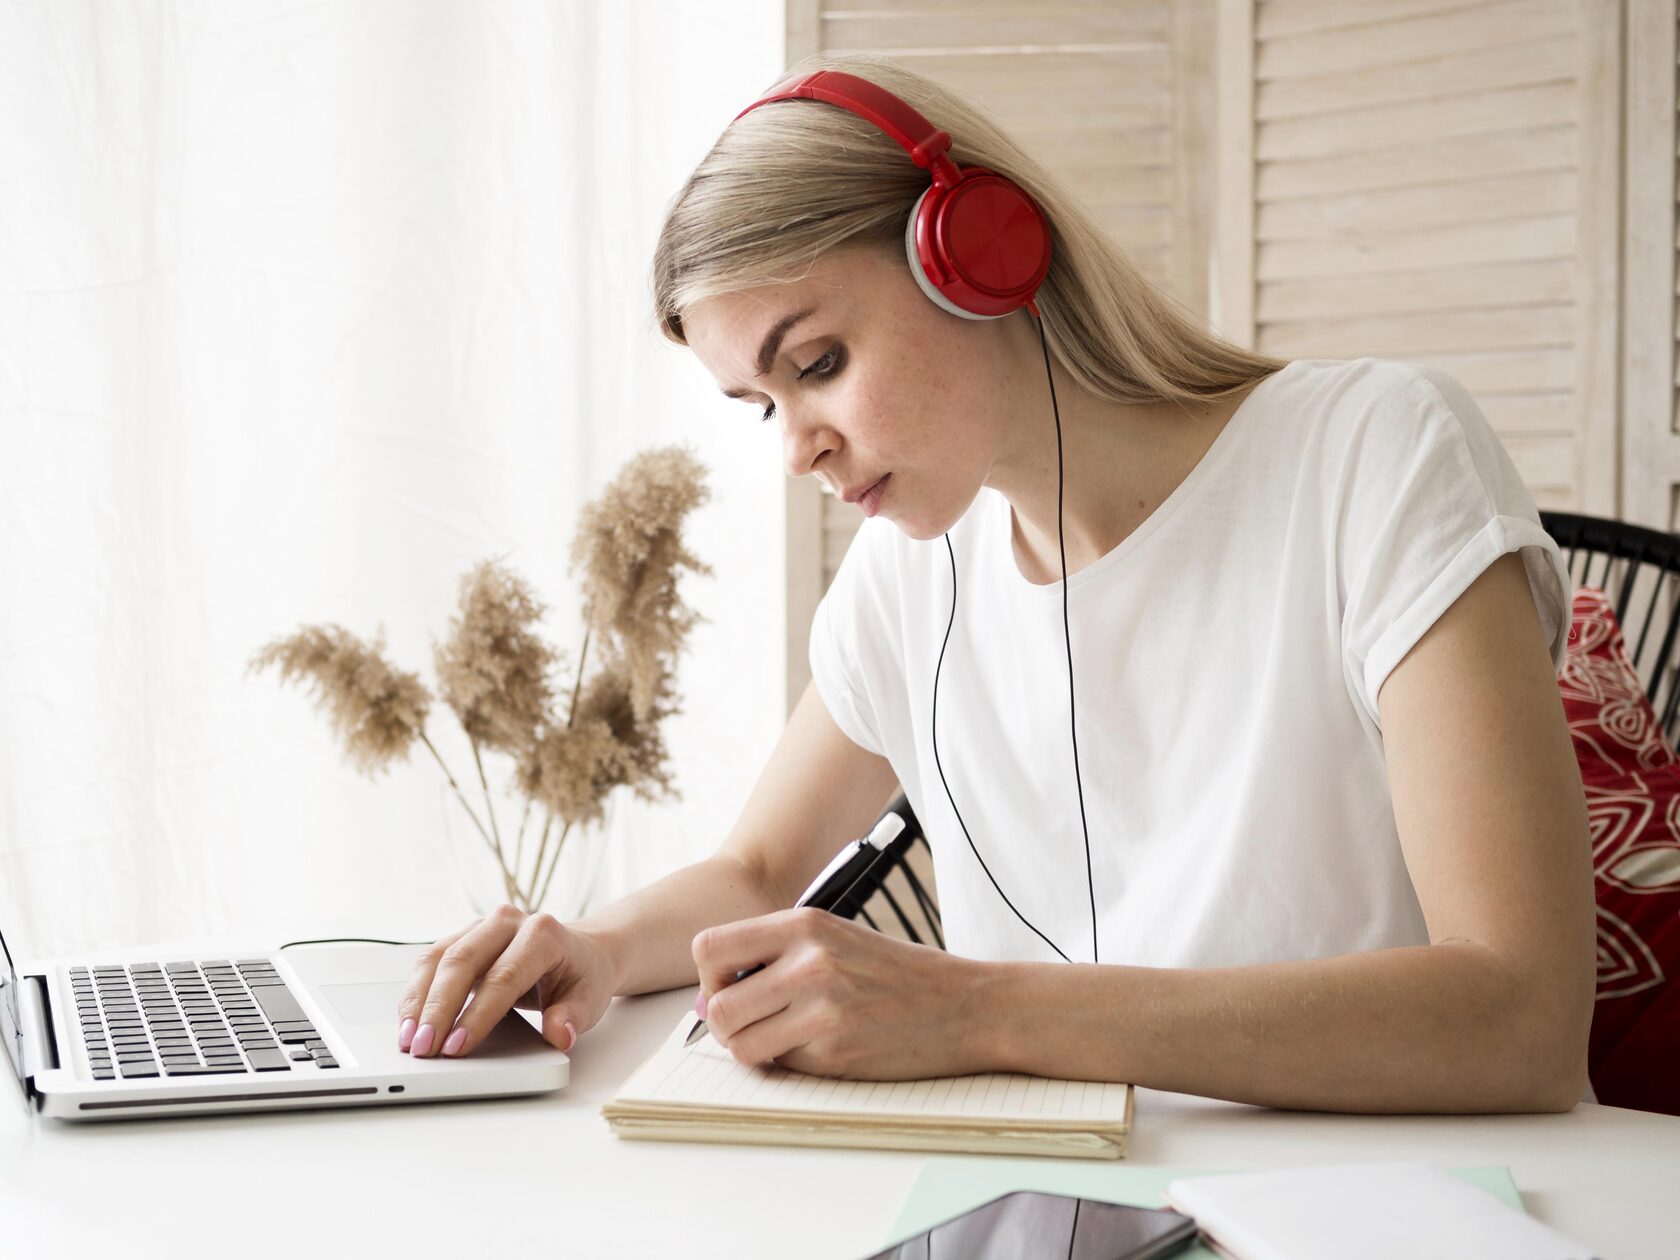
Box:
[905,167,1052,320]
[904,186,991,320]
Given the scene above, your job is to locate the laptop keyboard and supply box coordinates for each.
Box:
[71,959,340,1081]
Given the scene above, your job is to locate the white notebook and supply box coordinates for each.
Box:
[1165,1161,1598,1260]
[600,1011,1134,1159]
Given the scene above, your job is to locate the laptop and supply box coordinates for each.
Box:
[1,915,569,1122]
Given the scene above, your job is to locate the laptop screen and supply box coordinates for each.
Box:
[0,919,27,1107]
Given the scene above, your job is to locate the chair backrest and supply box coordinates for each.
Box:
[830,791,944,949]
[1541,511,1680,742]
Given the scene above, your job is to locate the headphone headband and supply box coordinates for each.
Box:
[731,68,1051,320]
[735,70,963,191]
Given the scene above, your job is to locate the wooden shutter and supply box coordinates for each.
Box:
[1623,1,1679,532]
[1219,0,1623,516]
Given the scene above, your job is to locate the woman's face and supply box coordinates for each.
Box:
[682,243,1032,540]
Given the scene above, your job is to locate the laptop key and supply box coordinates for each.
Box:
[246,1048,292,1071]
[248,984,308,1025]
[119,1062,159,1078]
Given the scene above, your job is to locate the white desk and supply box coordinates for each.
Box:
[7,938,1679,1259]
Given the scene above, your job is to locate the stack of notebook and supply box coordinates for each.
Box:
[601,1012,1134,1160]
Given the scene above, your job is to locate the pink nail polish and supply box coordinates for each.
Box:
[695,991,707,1018]
[411,1023,436,1057]
[398,1017,416,1051]
[442,1027,467,1057]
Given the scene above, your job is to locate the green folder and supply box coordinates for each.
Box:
[883,1158,1523,1258]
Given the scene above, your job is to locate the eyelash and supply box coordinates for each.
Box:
[760,345,843,423]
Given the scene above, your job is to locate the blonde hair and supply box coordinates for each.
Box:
[650,52,1288,411]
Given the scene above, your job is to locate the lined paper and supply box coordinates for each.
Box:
[609,1013,1132,1123]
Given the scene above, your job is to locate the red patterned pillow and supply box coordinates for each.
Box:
[1562,587,1680,1114]
[1561,587,1680,778]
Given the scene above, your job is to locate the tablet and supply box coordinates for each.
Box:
[863,1189,1197,1259]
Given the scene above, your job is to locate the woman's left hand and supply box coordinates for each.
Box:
[692,906,992,1079]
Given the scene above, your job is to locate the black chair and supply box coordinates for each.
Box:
[841,512,1680,948]
[1541,511,1680,741]
[834,792,943,949]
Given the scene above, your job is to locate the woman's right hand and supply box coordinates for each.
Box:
[395,904,619,1059]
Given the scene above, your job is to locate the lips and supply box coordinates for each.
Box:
[841,475,887,504]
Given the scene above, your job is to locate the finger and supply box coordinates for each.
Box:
[538,1005,580,1055]
[412,904,524,1057]
[720,1002,809,1072]
[692,907,817,996]
[396,918,481,1048]
[447,913,565,1057]
[704,955,794,1049]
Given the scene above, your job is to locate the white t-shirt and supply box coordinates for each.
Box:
[808,356,1573,969]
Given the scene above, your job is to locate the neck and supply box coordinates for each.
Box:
[983,330,1206,583]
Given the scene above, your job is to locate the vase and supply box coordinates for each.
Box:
[439,781,610,924]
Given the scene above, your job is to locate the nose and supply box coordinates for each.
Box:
[782,407,837,482]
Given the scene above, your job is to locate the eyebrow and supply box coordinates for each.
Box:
[719,305,817,399]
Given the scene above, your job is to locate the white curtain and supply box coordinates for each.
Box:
[0,0,790,960]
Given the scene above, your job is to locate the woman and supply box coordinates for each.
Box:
[395,54,1595,1113]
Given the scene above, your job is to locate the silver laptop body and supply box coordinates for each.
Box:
[3,923,568,1122]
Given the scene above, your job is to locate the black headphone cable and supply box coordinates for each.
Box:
[930,310,1100,966]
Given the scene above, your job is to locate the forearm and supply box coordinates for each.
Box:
[980,942,1591,1113]
[571,853,785,996]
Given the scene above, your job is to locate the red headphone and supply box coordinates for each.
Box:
[733,69,1052,322]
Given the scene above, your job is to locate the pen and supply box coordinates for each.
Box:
[684,809,908,1049]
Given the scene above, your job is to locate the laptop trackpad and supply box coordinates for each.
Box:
[315,980,549,1059]
[318,982,405,1027]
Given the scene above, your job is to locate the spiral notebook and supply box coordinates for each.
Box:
[600,1011,1134,1160]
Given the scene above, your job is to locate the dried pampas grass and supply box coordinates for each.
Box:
[251,445,712,915]
[573,658,677,804]
[248,625,431,776]
[434,560,561,755]
[572,446,713,725]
